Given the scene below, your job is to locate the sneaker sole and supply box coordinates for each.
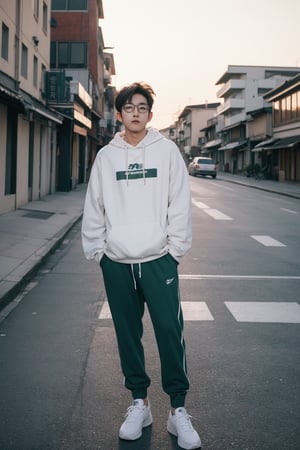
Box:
[167,420,201,449]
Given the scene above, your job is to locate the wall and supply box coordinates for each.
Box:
[16,116,29,207]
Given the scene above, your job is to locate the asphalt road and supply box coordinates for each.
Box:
[0,176,299,450]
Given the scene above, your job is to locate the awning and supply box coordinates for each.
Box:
[203,138,222,149]
[219,140,247,151]
[253,135,300,151]
[0,85,22,101]
[21,90,63,124]
[0,84,24,111]
[254,138,277,148]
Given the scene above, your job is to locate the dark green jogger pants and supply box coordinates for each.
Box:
[100,253,189,408]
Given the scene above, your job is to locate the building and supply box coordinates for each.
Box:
[177,103,220,160]
[0,0,62,214]
[254,74,300,182]
[49,0,116,189]
[216,65,300,174]
[200,115,224,163]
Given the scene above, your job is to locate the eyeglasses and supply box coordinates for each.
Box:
[122,103,149,114]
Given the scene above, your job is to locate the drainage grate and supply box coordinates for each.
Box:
[21,209,54,220]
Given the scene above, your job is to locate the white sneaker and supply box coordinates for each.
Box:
[167,407,201,449]
[119,399,153,440]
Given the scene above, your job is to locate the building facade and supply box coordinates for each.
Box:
[50,0,116,190]
[0,0,62,214]
[215,65,300,174]
[177,103,220,161]
[255,74,300,182]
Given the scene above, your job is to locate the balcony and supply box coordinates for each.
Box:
[45,71,92,109]
[217,79,246,98]
[223,112,246,129]
[70,80,92,109]
[217,98,245,115]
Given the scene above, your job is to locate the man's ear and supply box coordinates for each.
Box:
[147,111,153,123]
[116,111,122,122]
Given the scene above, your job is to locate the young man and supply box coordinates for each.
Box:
[81,82,201,449]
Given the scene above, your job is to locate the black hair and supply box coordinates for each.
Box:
[115,82,156,113]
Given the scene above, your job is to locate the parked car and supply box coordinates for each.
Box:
[188,157,217,178]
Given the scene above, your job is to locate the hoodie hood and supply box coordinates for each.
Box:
[110,127,164,149]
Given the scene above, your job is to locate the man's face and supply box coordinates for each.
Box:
[117,93,153,133]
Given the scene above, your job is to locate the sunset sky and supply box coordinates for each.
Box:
[101,0,300,130]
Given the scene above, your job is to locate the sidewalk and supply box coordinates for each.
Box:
[218,171,300,199]
[0,174,300,310]
[0,184,87,310]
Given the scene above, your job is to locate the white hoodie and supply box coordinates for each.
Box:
[81,127,192,264]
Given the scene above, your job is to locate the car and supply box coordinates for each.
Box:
[188,156,217,178]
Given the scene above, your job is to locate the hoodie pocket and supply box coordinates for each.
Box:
[106,222,167,260]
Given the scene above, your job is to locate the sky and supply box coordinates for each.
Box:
[101,0,300,130]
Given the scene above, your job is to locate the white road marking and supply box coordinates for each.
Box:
[280,207,298,214]
[98,301,214,321]
[205,182,235,191]
[181,302,214,321]
[251,235,286,247]
[99,300,300,324]
[192,198,233,220]
[99,302,112,319]
[179,274,300,280]
[192,199,210,209]
[225,302,300,323]
[204,209,233,220]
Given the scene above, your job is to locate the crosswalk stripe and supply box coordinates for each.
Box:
[98,301,214,321]
[181,301,214,321]
[251,235,286,247]
[98,301,300,323]
[225,301,300,323]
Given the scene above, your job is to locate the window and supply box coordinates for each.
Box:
[41,63,46,94]
[1,22,9,61]
[21,43,28,78]
[52,0,87,10]
[70,42,86,66]
[273,92,300,126]
[33,55,38,87]
[50,41,56,68]
[53,41,87,68]
[43,1,48,33]
[34,0,39,20]
[291,93,297,120]
[273,100,280,126]
[58,42,69,67]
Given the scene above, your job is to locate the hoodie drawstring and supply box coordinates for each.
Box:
[126,147,129,186]
[142,144,146,185]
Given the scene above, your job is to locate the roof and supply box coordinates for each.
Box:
[178,103,220,119]
[264,73,300,101]
[216,65,300,85]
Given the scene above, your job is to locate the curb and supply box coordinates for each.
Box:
[219,177,300,200]
[0,214,82,312]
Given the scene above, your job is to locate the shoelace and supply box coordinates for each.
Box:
[177,412,194,431]
[124,404,144,422]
